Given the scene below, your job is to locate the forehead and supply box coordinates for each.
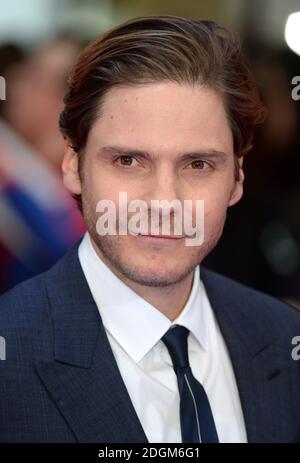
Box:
[88,81,233,156]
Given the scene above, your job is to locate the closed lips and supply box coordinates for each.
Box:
[139,234,184,239]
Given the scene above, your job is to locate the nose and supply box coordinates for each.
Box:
[147,161,179,199]
[143,163,183,232]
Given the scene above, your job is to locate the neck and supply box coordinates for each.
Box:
[122,272,195,321]
[90,239,194,321]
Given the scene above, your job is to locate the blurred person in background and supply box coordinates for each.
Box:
[0,38,86,293]
[0,16,300,443]
[203,46,300,308]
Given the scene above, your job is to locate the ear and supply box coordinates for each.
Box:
[62,139,82,195]
[228,157,244,207]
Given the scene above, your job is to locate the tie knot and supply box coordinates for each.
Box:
[162,325,190,373]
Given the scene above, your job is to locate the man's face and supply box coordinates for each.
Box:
[63,81,244,287]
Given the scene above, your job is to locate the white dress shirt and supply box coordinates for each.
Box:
[78,232,247,443]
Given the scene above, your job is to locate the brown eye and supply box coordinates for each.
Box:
[121,156,133,165]
[116,155,138,167]
[191,160,205,169]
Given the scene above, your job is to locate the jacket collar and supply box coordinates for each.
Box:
[35,244,290,442]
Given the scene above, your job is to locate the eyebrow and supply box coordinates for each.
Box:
[97,145,228,162]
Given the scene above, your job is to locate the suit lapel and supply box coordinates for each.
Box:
[34,243,293,443]
[35,245,148,443]
[201,268,294,443]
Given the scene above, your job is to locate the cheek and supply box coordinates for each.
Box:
[86,159,138,201]
[202,194,230,229]
[84,163,113,203]
[192,179,232,214]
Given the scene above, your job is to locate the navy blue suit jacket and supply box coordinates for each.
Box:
[0,242,300,443]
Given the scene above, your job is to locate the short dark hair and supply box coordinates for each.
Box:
[59,15,267,210]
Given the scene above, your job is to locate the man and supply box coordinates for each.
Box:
[0,15,300,443]
[0,40,85,293]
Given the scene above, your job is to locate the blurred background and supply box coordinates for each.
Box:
[0,0,299,308]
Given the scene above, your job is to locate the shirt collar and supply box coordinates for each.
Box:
[78,232,209,363]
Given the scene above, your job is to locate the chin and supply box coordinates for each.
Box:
[124,270,187,288]
[120,258,194,287]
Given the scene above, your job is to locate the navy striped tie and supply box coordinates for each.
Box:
[162,325,219,443]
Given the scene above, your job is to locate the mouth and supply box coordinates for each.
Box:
[131,233,185,246]
[139,234,184,239]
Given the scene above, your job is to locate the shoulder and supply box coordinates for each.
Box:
[200,266,300,333]
[0,243,81,360]
[0,242,81,322]
[0,270,52,359]
[0,271,48,323]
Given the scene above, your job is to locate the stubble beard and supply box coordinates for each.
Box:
[82,194,226,288]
